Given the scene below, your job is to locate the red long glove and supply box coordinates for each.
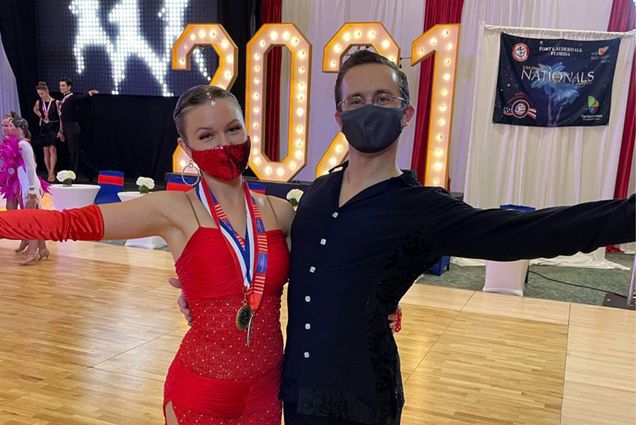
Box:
[0,205,104,242]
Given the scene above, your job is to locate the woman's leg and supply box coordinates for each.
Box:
[43,146,52,178]
[18,196,41,265]
[19,239,40,265]
[38,239,49,259]
[49,145,58,181]
[6,200,28,253]
[164,401,180,425]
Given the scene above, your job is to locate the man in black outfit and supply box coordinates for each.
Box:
[279,50,634,425]
[57,78,98,176]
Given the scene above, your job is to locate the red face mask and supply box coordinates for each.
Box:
[190,137,251,181]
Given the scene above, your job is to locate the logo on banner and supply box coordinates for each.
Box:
[587,96,599,114]
[512,43,530,62]
[503,93,537,120]
[591,46,611,62]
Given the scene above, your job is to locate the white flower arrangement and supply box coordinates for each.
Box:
[56,170,76,186]
[286,188,304,210]
[136,177,155,193]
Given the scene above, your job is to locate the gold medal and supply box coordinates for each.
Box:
[236,304,253,331]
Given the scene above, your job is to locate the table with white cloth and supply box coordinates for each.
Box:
[49,184,100,210]
[117,191,167,249]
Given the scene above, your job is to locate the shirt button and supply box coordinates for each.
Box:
[320,238,327,245]
[332,212,339,218]
[304,352,310,358]
[305,323,311,330]
[309,266,316,273]
[305,296,311,302]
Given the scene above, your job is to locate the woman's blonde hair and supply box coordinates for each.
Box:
[173,85,242,140]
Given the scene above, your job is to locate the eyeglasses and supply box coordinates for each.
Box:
[338,93,407,111]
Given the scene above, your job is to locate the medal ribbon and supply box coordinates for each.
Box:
[196,179,268,312]
[59,93,73,118]
[41,99,53,121]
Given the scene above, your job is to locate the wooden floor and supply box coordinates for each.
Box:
[0,240,634,425]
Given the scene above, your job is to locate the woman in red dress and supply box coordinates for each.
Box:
[0,85,294,424]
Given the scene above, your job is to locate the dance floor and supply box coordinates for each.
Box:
[0,239,634,424]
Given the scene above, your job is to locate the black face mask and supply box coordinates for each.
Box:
[340,105,405,154]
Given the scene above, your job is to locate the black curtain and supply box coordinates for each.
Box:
[0,0,39,132]
[81,95,178,181]
[0,0,258,182]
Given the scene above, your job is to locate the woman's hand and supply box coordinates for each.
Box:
[25,193,38,209]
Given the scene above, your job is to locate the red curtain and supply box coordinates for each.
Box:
[608,0,636,199]
[410,0,465,186]
[262,0,282,161]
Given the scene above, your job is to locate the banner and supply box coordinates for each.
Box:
[493,33,620,127]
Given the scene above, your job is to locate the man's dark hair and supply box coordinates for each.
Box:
[60,78,73,88]
[334,49,409,110]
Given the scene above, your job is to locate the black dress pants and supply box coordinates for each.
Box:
[63,121,81,173]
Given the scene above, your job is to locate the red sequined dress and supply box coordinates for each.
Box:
[164,226,289,424]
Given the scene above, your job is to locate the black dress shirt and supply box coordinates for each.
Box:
[60,92,90,125]
[280,162,634,425]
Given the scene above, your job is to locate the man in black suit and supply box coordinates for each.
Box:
[57,78,98,176]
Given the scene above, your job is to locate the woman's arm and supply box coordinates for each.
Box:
[0,191,181,243]
[33,101,41,118]
[98,191,178,240]
[0,206,104,242]
[18,141,38,192]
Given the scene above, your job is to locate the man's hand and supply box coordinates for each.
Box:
[57,131,65,142]
[388,305,402,334]
[169,277,192,326]
[88,89,99,96]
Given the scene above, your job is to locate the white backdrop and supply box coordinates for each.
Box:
[449,0,615,193]
[281,0,426,181]
[0,32,21,117]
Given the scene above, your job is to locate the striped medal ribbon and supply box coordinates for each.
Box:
[196,178,268,346]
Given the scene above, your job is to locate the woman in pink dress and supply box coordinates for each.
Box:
[0,113,50,264]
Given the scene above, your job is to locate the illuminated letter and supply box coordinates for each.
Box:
[246,24,311,181]
[411,24,459,186]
